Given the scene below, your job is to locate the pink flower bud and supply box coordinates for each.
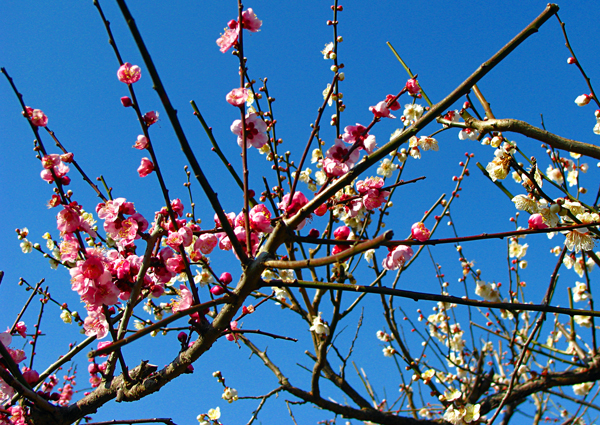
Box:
[121,96,133,107]
[60,152,74,163]
[528,213,548,230]
[26,107,48,127]
[22,368,39,385]
[333,226,350,240]
[567,57,576,64]
[117,63,141,84]
[177,332,187,343]
[210,285,226,296]
[88,363,99,374]
[227,19,237,29]
[220,272,233,285]
[308,228,320,238]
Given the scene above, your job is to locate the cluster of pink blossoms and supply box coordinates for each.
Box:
[356,177,390,210]
[216,8,262,53]
[40,153,73,185]
[320,124,376,179]
[25,106,48,127]
[215,203,274,257]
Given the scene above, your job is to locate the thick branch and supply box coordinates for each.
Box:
[463,116,600,160]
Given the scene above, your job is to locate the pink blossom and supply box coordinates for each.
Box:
[83,310,109,339]
[81,256,104,280]
[234,226,260,257]
[405,78,420,95]
[58,383,73,406]
[96,198,126,222]
[369,100,395,119]
[41,154,60,169]
[117,63,141,84]
[249,204,273,233]
[143,111,159,126]
[230,112,268,148]
[59,233,79,262]
[411,222,431,242]
[195,233,218,254]
[0,332,11,347]
[385,94,401,110]
[171,198,185,217]
[14,322,27,338]
[40,159,70,184]
[324,139,360,177]
[528,213,548,230]
[226,88,250,106]
[217,27,239,53]
[323,157,350,177]
[356,177,389,210]
[172,285,193,313]
[241,8,262,32]
[215,211,236,228]
[133,135,148,150]
[57,206,81,234]
[165,255,185,274]
[278,191,309,216]
[26,106,48,127]
[382,245,414,270]
[342,124,376,153]
[138,157,154,177]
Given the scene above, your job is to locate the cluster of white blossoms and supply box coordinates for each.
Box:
[222,387,238,403]
[485,143,516,181]
[442,402,481,424]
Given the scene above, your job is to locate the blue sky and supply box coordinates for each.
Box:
[2,1,600,424]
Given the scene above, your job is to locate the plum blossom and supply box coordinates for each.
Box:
[405,78,420,95]
[342,124,377,153]
[411,222,431,242]
[382,245,414,270]
[226,88,250,107]
[143,111,159,126]
[409,135,439,152]
[403,103,424,124]
[573,381,594,396]
[216,8,261,53]
[222,387,238,403]
[117,63,141,84]
[172,285,193,313]
[138,157,154,177]
[194,233,218,255]
[217,26,239,53]
[230,112,268,148]
[369,100,395,119]
[377,158,398,178]
[133,135,148,150]
[459,128,479,140]
[309,312,329,336]
[356,177,389,210]
[57,206,81,234]
[249,204,273,233]
[26,106,48,127]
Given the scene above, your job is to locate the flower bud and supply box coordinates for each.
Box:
[210,285,226,296]
[219,272,232,285]
[121,96,133,107]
